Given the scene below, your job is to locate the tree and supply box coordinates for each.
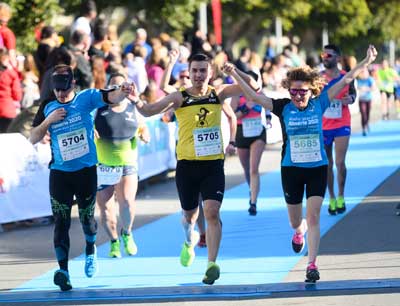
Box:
[367,0,400,44]
[220,0,312,51]
[95,0,202,40]
[7,0,62,54]
[289,0,372,54]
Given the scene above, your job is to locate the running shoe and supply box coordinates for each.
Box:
[328,198,337,215]
[292,231,305,253]
[180,231,200,267]
[109,240,121,258]
[202,261,220,285]
[292,219,307,253]
[305,262,320,282]
[121,231,138,256]
[85,245,98,278]
[336,196,346,214]
[53,269,72,291]
[248,204,257,216]
[197,233,207,248]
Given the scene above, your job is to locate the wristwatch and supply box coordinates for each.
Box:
[229,141,236,147]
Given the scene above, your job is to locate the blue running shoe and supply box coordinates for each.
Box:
[85,245,98,278]
[53,269,72,291]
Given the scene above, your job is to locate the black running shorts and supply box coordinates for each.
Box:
[281,165,327,204]
[235,124,266,149]
[175,159,225,211]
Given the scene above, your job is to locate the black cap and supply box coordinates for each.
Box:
[52,70,73,91]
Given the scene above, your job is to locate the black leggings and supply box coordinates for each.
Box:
[359,100,371,130]
[49,166,97,271]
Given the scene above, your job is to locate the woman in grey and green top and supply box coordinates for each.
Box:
[95,73,150,258]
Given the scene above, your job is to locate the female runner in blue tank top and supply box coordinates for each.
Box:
[222,45,377,282]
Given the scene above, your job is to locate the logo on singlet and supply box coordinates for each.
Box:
[125,111,135,122]
[209,92,217,103]
[196,107,210,127]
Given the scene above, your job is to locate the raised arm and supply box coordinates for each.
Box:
[160,48,180,94]
[128,82,182,116]
[236,69,260,91]
[328,45,378,101]
[218,66,260,101]
[222,63,273,111]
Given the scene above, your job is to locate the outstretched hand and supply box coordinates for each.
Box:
[365,45,378,65]
[221,62,236,75]
[168,48,180,65]
[121,82,139,101]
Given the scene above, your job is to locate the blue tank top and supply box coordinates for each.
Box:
[272,90,331,168]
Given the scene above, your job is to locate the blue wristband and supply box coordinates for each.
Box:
[252,105,262,113]
[236,104,249,115]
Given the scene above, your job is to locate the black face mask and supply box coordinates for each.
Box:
[52,71,73,91]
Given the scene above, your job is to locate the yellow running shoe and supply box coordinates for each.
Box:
[121,232,138,256]
[180,231,199,267]
[328,198,337,215]
[202,262,220,285]
[336,196,346,214]
[109,240,121,258]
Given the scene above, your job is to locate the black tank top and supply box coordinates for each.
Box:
[95,102,139,140]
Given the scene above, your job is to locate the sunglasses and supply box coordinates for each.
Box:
[289,88,310,97]
[320,52,336,59]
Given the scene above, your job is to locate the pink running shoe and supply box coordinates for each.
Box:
[292,219,307,253]
[292,231,304,253]
[306,261,320,282]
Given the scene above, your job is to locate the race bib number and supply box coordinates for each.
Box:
[97,164,123,186]
[324,99,342,119]
[242,117,263,137]
[290,134,322,163]
[193,127,222,157]
[57,128,89,161]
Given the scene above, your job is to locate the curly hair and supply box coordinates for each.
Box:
[281,66,326,96]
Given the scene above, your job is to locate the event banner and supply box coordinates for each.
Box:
[0,134,51,224]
